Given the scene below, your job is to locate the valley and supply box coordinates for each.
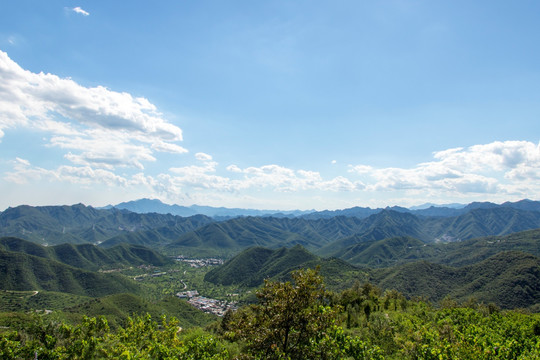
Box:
[1,200,540,358]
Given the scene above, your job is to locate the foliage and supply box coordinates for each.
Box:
[0,314,229,359]
[1,271,540,359]
[224,267,383,359]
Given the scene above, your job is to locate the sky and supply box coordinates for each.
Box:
[0,1,539,211]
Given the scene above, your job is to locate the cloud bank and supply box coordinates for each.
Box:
[7,139,539,209]
[1,51,538,208]
[0,50,186,171]
[349,140,540,197]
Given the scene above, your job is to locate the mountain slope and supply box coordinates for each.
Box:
[0,204,214,246]
[206,245,540,309]
[322,236,428,267]
[166,217,324,256]
[317,228,540,268]
[0,249,142,297]
[427,207,540,241]
[204,245,360,288]
[64,294,217,329]
[318,208,540,260]
[0,237,171,271]
[371,251,540,308]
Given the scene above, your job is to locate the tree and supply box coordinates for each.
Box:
[227,267,339,359]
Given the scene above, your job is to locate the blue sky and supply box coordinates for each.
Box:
[1,1,539,211]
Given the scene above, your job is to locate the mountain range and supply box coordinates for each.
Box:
[102,198,540,219]
[1,198,540,311]
[102,198,312,218]
[205,234,540,309]
[2,201,540,262]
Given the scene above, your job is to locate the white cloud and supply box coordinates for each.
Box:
[4,158,136,188]
[348,164,373,174]
[14,157,30,166]
[4,140,539,209]
[151,141,188,154]
[163,162,364,194]
[72,7,90,16]
[195,152,213,161]
[432,141,540,172]
[0,50,185,169]
[350,140,540,197]
[51,131,156,170]
[226,164,242,173]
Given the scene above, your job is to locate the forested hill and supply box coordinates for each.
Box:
[0,248,142,297]
[207,244,540,309]
[1,203,540,262]
[0,204,214,246]
[167,208,540,257]
[0,237,171,271]
[371,250,540,309]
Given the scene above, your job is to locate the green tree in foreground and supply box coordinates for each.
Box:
[225,267,382,359]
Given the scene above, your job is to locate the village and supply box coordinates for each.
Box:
[176,290,238,316]
[174,255,224,268]
[129,256,236,316]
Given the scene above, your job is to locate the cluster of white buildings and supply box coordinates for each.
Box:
[176,291,237,316]
[175,256,224,268]
[187,296,238,317]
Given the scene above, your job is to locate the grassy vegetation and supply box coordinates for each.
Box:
[62,293,217,329]
[0,259,240,331]
[2,270,540,359]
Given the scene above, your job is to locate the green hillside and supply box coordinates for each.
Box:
[0,290,92,312]
[167,208,540,259]
[203,247,275,286]
[0,237,171,271]
[318,228,540,268]
[423,207,540,241]
[371,250,540,308]
[0,204,214,246]
[204,245,364,289]
[165,219,311,257]
[63,293,216,329]
[2,204,540,260]
[204,245,319,287]
[205,244,540,309]
[430,228,540,267]
[0,248,142,297]
[320,236,429,267]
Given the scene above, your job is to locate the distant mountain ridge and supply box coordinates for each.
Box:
[0,204,214,246]
[303,199,540,219]
[165,207,540,258]
[103,198,312,218]
[105,198,540,219]
[2,202,540,261]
